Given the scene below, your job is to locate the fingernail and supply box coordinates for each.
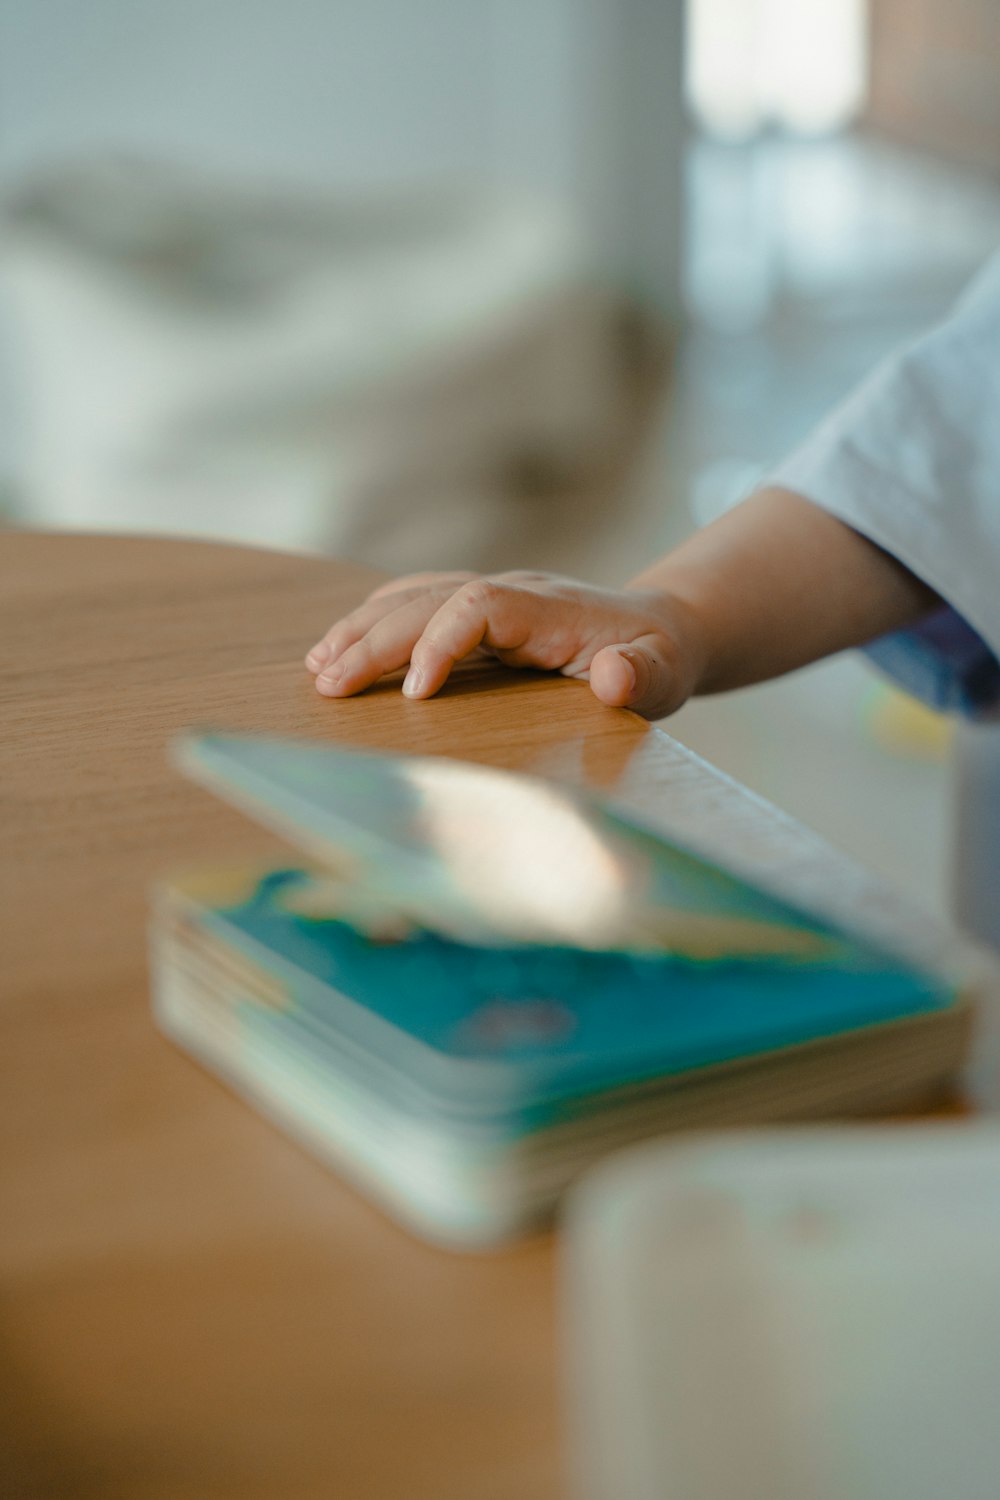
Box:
[618,651,638,695]
[402,666,424,698]
[306,643,330,670]
[317,662,345,693]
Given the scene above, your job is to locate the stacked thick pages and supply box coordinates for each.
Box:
[151,733,973,1247]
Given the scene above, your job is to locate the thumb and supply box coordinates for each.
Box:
[589,635,689,719]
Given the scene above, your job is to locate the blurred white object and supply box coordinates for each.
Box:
[565,1125,1000,1500]
[687,0,866,138]
[0,158,621,566]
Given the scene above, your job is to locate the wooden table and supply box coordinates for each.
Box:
[0,532,976,1500]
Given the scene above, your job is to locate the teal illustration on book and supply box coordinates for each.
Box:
[173,732,956,1110]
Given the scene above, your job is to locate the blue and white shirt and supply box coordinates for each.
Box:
[770,251,1000,720]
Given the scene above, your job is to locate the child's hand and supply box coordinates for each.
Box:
[304,570,706,719]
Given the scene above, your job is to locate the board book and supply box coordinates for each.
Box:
[151,732,973,1247]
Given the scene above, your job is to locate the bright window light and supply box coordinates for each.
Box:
[687,0,868,138]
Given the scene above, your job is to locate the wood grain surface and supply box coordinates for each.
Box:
[0,531,975,1500]
[2,532,672,1500]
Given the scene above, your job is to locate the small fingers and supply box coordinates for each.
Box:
[403,580,539,698]
[305,604,395,673]
[314,594,447,696]
[305,573,479,673]
[307,573,611,702]
[589,636,687,720]
[587,646,637,708]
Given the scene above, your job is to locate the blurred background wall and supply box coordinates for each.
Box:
[0,0,687,309]
[2,0,999,917]
[0,0,684,565]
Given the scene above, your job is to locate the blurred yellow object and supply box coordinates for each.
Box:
[865,685,953,762]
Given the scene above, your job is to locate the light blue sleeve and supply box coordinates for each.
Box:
[767,251,1000,718]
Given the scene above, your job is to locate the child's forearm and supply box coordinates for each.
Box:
[629,487,941,696]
